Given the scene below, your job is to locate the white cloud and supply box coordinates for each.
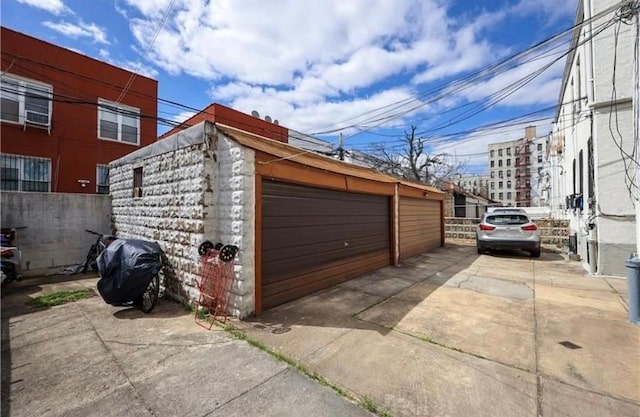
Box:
[117,0,574,147]
[171,110,197,124]
[116,0,512,132]
[16,0,72,15]
[42,20,110,44]
[93,47,159,78]
[459,50,566,107]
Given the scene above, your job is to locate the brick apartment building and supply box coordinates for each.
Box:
[0,27,158,194]
[488,126,546,207]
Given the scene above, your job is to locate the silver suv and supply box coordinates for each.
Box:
[476,210,541,257]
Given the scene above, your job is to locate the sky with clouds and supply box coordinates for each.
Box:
[3,0,581,173]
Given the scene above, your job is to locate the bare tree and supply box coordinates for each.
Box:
[370,125,467,185]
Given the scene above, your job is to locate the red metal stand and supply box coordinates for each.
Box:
[195,249,235,329]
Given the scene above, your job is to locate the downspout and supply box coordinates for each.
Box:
[394,183,400,266]
[584,0,596,104]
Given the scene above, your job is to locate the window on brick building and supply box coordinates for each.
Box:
[98,99,140,145]
[97,165,110,194]
[1,74,53,129]
[0,153,51,192]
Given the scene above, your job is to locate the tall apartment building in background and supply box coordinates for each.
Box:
[0,27,158,194]
[487,126,546,207]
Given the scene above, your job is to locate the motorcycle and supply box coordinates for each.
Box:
[1,228,22,286]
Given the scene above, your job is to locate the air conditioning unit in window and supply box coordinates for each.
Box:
[24,110,50,133]
[133,187,143,198]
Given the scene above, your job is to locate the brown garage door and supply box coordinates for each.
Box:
[399,197,441,261]
[261,180,391,310]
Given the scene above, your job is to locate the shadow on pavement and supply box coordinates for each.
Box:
[243,243,479,336]
[483,248,564,261]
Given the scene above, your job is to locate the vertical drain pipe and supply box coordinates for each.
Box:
[394,183,400,266]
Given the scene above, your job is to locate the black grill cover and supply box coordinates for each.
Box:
[96,239,163,305]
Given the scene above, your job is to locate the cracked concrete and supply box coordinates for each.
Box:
[1,278,372,417]
[3,243,638,417]
[238,242,640,417]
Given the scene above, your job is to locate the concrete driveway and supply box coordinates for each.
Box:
[0,276,372,417]
[2,243,638,417]
[236,242,640,417]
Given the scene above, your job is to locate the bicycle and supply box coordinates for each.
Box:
[82,230,116,273]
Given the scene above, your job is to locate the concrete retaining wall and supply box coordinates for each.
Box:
[0,191,111,275]
[445,217,570,247]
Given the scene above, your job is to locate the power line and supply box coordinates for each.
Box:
[115,0,176,104]
[309,1,628,137]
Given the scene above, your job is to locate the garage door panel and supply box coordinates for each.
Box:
[399,197,441,261]
[262,250,390,310]
[263,214,385,229]
[262,180,391,310]
[263,197,388,217]
[263,240,390,283]
[263,233,389,265]
[263,220,389,250]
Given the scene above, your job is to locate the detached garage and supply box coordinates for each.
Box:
[110,121,444,318]
[398,194,443,262]
[261,180,391,310]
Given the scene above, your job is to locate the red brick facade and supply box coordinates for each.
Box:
[161,103,288,143]
[0,27,158,193]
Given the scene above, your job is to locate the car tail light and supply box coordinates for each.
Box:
[521,224,538,231]
[479,223,496,231]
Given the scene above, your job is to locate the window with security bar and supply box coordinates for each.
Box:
[97,164,109,194]
[0,154,51,192]
[0,74,52,129]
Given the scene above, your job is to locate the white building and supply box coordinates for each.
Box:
[530,135,548,207]
[548,0,636,276]
[455,174,490,198]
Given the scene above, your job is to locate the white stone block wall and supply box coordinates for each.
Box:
[110,132,257,318]
[216,135,256,319]
[110,143,212,304]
